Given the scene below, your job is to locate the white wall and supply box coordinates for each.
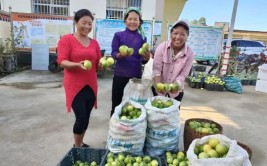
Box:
[154,0,164,21]
[0,21,11,39]
[70,0,106,18]
[142,0,157,20]
[2,0,31,13]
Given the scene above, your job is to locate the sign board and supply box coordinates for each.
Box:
[168,25,223,61]
[12,12,73,52]
[187,26,223,61]
[95,19,152,55]
[31,44,49,70]
[153,21,162,36]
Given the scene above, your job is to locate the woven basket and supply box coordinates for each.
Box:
[237,142,252,160]
[183,118,223,151]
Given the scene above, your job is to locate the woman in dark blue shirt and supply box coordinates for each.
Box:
[110,7,150,116]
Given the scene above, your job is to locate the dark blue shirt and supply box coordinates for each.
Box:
[111,28,147,78]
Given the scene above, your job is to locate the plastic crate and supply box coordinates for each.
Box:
[250,80,257,86]
[241,80,251,85]
[100,151,162,166]
[193,65,207,72]
[57,148,107,166]
[205,83,224,91]
[188,80,203,89]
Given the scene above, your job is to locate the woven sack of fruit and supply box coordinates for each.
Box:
[123,78,153,105]
[144,96,181,156]
[187,134,251,166]
[106,100,147,156]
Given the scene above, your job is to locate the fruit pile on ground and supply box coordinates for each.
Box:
[119,103,142,120]
[205,76,224,85]
[104,152,159,166]
[194,138,229,159]
[151,99,173,109]
[165,151,189,166]
[188,120,220,134]
[73,160,98,166]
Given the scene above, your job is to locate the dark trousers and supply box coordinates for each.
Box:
[72,85,96,134]
[111,75,134,117]
[151,86,184,108]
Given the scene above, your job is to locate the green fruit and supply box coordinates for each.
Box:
[194,146,200,155]
[127,105,134,111]
[142,43,149,50]
[198,152,209,159]
[215,143,229,155]
[156,83,164,91]
[127,48,134,56]
[84,60,92,70]
[139,47,145,56]
[119,45,128,56]
[101,60,109,68]
[164,84,171,92]
[207,149,219,158]
[107,57,114,65]
[151,160,158,166]
[177,151,185,161]
[203,144,212,153]
[208,138,220,148]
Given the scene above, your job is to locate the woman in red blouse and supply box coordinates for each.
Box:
[57,9,101,147]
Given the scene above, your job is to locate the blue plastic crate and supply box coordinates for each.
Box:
[57,148,108,166]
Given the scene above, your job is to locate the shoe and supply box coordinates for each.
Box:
[73,143,90,148]
[81,143,90,148]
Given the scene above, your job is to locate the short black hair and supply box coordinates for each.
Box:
[124,10,143,25]
[74,9,94,22]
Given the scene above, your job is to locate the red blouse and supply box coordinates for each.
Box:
[57,34,101,112]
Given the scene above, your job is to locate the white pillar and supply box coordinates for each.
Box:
[220,0,239,75]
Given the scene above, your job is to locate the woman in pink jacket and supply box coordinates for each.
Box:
[152,20,195,104]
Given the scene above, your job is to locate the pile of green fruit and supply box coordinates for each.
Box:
[205,76,224,85]
[104,152,159,166]
[119,103,142,120]
[194,138,229,159]
[73,160,98,166]
[187,76,201,83]
[188,120,220,134]
[165,151,189,166]
[151,99,173,109]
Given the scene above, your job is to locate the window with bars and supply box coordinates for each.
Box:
[32,0,69,16]
[106,0,142,19]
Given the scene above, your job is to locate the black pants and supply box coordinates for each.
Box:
[111,75,138,117]
[72,85,96,135]
[151,86,184,108]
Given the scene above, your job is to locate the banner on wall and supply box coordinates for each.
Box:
[11,12,73,52]
[95,19,152,55]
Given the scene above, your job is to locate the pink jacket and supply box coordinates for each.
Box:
[152,40,195,98]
